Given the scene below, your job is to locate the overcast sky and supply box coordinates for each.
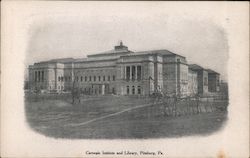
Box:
[26,2,229,80]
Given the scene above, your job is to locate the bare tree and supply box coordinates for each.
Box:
[71,70,81,104]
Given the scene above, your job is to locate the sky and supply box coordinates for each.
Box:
[25,2,229,80]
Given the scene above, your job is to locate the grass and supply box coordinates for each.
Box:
[25,94,228,139]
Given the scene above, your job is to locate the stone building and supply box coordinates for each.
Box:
[207,69,220,92]
[188,64,209,94]
[28,42,220,96]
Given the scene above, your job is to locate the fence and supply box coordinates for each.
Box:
[152,95,228,117]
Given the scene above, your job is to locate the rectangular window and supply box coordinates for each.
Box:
[94,76,96,82]
[132,66,136,80]
[126,66,130,81]
[132,86,135,94]
[108,76,110,81]
[112,87,116,94]
[65,76,67,82]
[113,75,115,81]
[41,71,44,82]
[58,76,60,81]
[35,71,37,82]
[103,76,105,81]
[89,76,92,81]
[38,71,41,82]
[61,76,63,82]
[76,76,79,82]
[204,77,208,85]
[98,76,101,81]
[138,86,141,94]
[137,66,141,81]
[81,76,83,82]
[127,86,129,94]
[85,76,87,82]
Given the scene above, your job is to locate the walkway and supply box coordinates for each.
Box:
[66,102,159,127]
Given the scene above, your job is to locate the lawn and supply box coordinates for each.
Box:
[25,94,228,139]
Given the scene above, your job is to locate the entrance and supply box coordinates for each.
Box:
[91,84,109,95]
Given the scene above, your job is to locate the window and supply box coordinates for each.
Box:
[94,76,96,82]
[98,76,101,81]
[127,86,129,94]
[108,76,110,81]
[137,66,141,81]
[69,76,71,81]
[132,86,135,94]
[112,87,116,94]
[103,76,105,81]
[204,77,208,85]
[61,76,63,82]
[85,76,87,82]
[138,86,141,94]
[76,76,79,82]
[81,76,83,82]
[113,75,115,81]
[35,71,37,82]
[126,66,130,81]
[89,76,92,81]
[41,71,44,82]
[132,66,136,80]
[38,71,40,82]
[65,77,67,82]
[217,79,220,85]
[58,76,60,81]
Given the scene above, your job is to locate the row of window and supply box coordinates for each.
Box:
[58,75,116,82]
[126,65,142,81]
[126,85,141,95]
[34,71,44,82]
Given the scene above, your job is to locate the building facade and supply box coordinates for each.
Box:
[28,42,220,96]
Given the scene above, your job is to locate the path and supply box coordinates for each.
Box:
[66,102,160,127]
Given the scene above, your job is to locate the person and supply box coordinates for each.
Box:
[72,88,80,104]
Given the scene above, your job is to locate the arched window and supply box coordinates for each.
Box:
[132,86,135,94]
[138,86,141,94]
